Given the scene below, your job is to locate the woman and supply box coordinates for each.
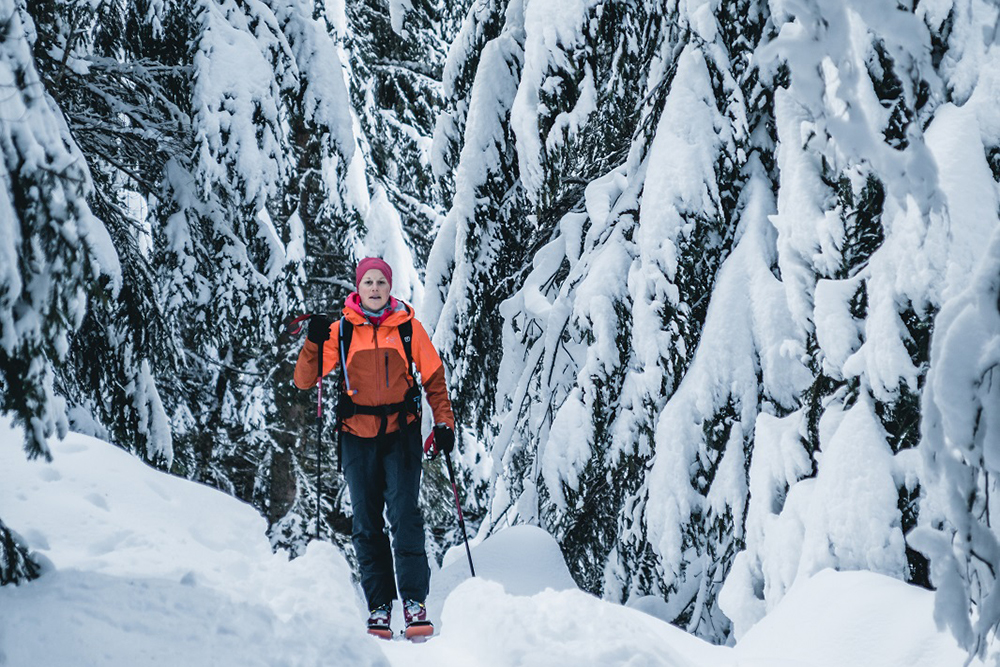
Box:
[294,257,455,639]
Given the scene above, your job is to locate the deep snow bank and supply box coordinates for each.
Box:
[0,419,981,666]
[0,421,386,667]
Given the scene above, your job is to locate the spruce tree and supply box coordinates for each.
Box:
[913,225,1000,661]
[344,0,450,265]
[423,0,527,450]
[721,0,971,641]
[0,518,40,585]
[435,0,994,646]
[0,0,119,585]
[465,0,771,639]
[25,0,181,465]
[155,0,362,552]
[903,0,1000,659]
[0,0,120,459]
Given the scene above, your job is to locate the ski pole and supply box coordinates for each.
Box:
[443,449,476,577]
[314,326,323,539]
[287,313,325,539]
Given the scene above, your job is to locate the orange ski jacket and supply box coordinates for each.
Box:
[294,296,455,439]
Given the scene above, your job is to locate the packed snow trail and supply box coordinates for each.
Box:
[0,420,980,666]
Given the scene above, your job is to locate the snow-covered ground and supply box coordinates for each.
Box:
[0,420,980,666]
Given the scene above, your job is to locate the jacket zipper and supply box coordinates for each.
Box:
[372,324,381,405]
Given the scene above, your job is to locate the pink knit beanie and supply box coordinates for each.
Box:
[355,257,393,289]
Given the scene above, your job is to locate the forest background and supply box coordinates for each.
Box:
[2,0,1000,658]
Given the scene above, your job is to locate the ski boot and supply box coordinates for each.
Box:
[367,603,393,640]
[402,599,434,641]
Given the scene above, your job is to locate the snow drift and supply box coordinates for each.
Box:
[0,419,979,666]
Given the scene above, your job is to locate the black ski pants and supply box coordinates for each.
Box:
[341,423,429,610]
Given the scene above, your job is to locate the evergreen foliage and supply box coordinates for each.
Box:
[3,0,362,556]
[0,0,120,460]
[3,0,460,565]
[429,0,999,650]
[428,0,772,639]
[0,518,40,586]
[344,0,449,265]
[905,0,1000,659]
[423,0,528,448]
[0,0,119,587]
[27,0,182,465]
[4,0,1000,662]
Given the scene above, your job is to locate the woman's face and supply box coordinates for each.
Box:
[358,269,390,311]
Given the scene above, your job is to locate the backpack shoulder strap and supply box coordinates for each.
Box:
[398,320,421,423]
[338,317,354,391]
[399,320,414,374]
[335,317,354,471]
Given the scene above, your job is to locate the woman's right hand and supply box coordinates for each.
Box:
[307,314,333,344]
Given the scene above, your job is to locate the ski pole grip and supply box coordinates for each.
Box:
[317,332,324,380]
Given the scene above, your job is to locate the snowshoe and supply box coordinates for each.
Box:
[367,603,393,640]
[402,599,434,641]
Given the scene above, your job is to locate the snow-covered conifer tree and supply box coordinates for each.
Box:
[131,0,320,507]
[343,0,453,265]
[260,0,360,554]
[722,0,998,644]
[464,0,775,638]
[24,0,180,465]
[903,0,1000,661]
[0,0,120,459]
[423,0,527,447]
[438,0,1000,646]
[0,517,40,585]
[0,0,119,584]
[11,0,346,550]
[146,0,364,553]
[912,225,1000,661]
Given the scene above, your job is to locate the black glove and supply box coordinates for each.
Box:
[433,424,455,456]
[307,314,333,345]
